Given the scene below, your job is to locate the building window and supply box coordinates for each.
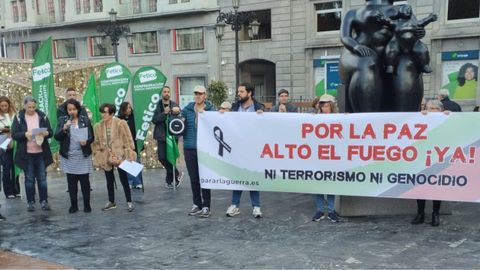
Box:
[59,0,65,22]
[149,0,157,12]
[130,32,158,54]
[181,0,190,2]
[177,76,206,108]
[169,0,178,4]
[12,1,19,23]
[21,41,41,59]
[83,0,91,13]
[392,0,408,5]
[133,0,141,13]
[447,0,480,21]
[315,1,342,32]
[48,0,55,23]
[35,0,40,15]
[94,0,102,12]
[20,0,27,22]
[174,27,204,51]
[54,39,76,59]
[240,9,271,41]
[89,36,114,57]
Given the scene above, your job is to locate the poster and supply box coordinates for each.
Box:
[441,50,479,100]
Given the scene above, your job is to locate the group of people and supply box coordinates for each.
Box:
[0,82,470,226]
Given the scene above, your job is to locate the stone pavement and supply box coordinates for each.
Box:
[1,167,480,269]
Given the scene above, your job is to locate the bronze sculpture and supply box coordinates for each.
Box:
[339,0,437,112]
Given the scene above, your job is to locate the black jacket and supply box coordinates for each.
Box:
[57,101,88,120]
[11,109,53,171]
[441,97,462,112]
[54,115,94,159]
[152,100,179,142]
[231,98,265,112]
[270,102,298,112]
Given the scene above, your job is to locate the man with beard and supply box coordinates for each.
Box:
[152,86,184,189]
[227,83,264,218]
[57,88,88,119]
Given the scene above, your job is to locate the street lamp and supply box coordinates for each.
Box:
[97,8,131,62]
[215,0,260,89]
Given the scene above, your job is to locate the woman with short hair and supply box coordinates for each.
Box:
[11,96,53,212]
[92,103,137,212]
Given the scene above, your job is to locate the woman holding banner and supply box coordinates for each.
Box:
[312,94,340,223]
[92,103,136,212]
[411,99,446,227]
[0,96,21,199]
[55,99,94,213]
[11,96,53,212]
[118,102,143,190]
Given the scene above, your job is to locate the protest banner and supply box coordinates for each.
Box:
[198,112,480,202]
[99,62,131,114]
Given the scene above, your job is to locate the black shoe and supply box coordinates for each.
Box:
[84,205,92,213]
[0,214,6,221]
[69,206,79,214]
[431,212,440,227]
[411,213,425,224]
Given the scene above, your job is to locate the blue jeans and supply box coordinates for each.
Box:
[315,194,335,213]
[24,153,48,203]
[232,190,260,207]
[127,157,143,186]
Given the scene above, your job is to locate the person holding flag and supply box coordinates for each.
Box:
[152,86,183,189]
[182,85,215,218]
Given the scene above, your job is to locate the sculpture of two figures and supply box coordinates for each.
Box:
[339,0,437,112]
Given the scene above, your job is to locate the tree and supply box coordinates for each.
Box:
[207,80,228,108]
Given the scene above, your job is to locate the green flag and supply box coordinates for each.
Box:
[82,72,101,125]
[12,141,22,178]
[166,115,180,167]
[99,62,131,114]
[131,66,167,154]
[31,37,58,153]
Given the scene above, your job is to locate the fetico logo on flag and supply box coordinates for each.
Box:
[139,69,157,83]
[105,65,123,78]
[32,63,51,82]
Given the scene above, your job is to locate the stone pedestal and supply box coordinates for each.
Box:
[336,196,451,216]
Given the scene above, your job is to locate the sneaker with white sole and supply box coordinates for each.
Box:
[102,202,117,211]
[199,207,211,218]
[312,210,325,222]
[188,205,202,216]
[226,205,240,217]
[252,206,263,218]
[41,201,51,211]
[175,172,184,188]
[127,202,134,212]
[327,211,340,223]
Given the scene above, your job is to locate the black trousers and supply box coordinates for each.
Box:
[1,149,20,197]
[67,173,90,208]
[105,168,131,203]
[417,200,441,214]
[157,140,179,184]
[184,149,210,208]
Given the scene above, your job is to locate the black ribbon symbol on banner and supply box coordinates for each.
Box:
[214,126,231,157]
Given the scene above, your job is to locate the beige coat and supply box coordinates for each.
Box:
[92,117,137,171]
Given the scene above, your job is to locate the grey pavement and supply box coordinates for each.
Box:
[1,166,480,269]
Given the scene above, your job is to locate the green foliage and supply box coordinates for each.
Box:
[207,80,228,108]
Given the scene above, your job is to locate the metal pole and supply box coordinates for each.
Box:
[234,9,239,89]
[113,41,118,62]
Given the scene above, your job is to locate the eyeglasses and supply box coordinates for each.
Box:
[194,92,205,96]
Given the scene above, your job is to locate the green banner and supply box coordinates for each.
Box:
[31,37,58,153]
[82,72,101,125]
[131,66,167,153]
[99,62,131,114]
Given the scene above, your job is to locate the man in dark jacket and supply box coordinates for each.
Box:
[152,86,183,189]
[227,83,264,218]
[270,89,298,112]
[57,88,88,119]
[438,89,462,112]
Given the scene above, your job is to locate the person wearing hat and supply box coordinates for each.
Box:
[219,101,232,111]
[182,85,215,218]
[11,96,53,212]
[311,94,340,223]
[270,89,298,113]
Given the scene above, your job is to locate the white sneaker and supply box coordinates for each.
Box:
[127,202,134,212]
[226,205,240,217]
[252,206,263,218]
